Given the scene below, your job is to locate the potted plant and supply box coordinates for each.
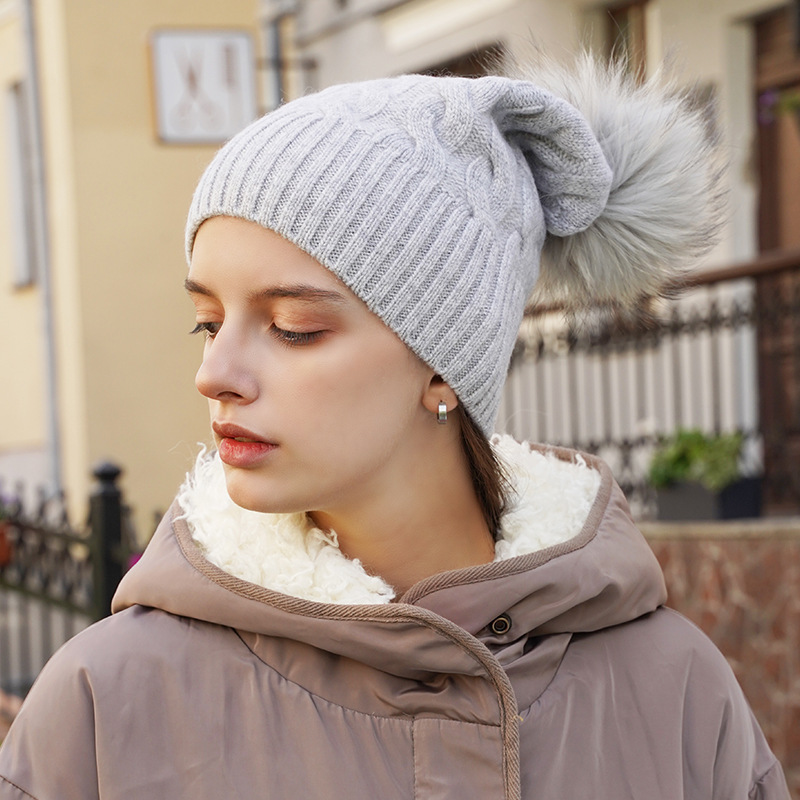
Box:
[648,429,761,520]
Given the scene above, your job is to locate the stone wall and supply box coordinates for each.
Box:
[643,518,800,799]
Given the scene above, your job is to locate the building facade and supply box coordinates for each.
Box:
[0,0,261,534]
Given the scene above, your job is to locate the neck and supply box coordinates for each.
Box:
[309,420,494,596]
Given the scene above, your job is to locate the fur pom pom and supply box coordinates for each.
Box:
[511,53,726,308]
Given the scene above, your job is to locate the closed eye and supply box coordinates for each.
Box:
[190,322,221,338]
[271,326,325,346]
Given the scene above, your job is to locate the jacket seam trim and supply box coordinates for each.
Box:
[173,507,509,648]
[411,717,418,800]
[0,775,39,800]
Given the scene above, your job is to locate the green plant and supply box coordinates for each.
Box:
[777,89,800,113]
[648,428,743,493]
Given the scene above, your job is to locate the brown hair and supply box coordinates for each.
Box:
[459,409,510,540]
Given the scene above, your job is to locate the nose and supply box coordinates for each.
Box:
[194,328,258,403]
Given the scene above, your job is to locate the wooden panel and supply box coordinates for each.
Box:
[754,5,800,515]
[755,6,800,89]
[776,105,800,248]
[757,97,782,252]
[754,6,800,251]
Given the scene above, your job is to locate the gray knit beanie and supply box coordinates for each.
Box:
[186,58,723,435]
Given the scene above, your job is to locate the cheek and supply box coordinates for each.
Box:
[287,341,424,439]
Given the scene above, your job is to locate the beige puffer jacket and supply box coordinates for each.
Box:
[0,441,789,799]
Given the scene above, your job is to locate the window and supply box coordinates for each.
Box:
[4,81,39,287]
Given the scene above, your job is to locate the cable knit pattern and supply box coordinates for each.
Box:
[185,75,612,435]
[177,436,601,605]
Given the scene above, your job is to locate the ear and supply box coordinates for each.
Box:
[421,374,459,417]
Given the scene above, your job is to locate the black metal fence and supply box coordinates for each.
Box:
[0,463,130,696]
[500,249,800,519]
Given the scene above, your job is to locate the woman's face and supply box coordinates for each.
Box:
[187,216,437,517]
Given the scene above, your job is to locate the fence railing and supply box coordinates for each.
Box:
[0,462,130,695]
[499,248,800,519]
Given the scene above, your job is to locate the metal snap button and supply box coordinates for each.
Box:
[490,613,512,635]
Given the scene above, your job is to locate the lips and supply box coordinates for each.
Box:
[212,421,274,443]
[212,422,277,468]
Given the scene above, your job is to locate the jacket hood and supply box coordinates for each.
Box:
[113,438,666,690]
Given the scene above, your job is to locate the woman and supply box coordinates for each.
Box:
[0,56,789,799]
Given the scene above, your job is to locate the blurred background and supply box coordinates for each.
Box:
[0,0,798,792]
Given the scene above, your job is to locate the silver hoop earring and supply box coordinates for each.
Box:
[437,401,447,424]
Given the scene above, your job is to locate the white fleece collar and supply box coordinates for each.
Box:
[178,435,601,605]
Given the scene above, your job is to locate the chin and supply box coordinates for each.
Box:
[222,470,311,516]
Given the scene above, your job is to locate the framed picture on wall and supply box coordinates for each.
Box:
[149,29,258,144]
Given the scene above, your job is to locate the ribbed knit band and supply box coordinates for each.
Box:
[186,74,612,434]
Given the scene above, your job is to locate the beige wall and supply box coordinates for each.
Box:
[0,6,48,483]
[58,0,259,536]
[0,0,260,537]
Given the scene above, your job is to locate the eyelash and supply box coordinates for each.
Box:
[272,327,324,347]
[189,322,324,347]
[190,322,220,338]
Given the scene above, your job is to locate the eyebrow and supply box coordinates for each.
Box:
[184,278,347,305]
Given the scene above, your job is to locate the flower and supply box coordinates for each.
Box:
[758,88,800,125]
